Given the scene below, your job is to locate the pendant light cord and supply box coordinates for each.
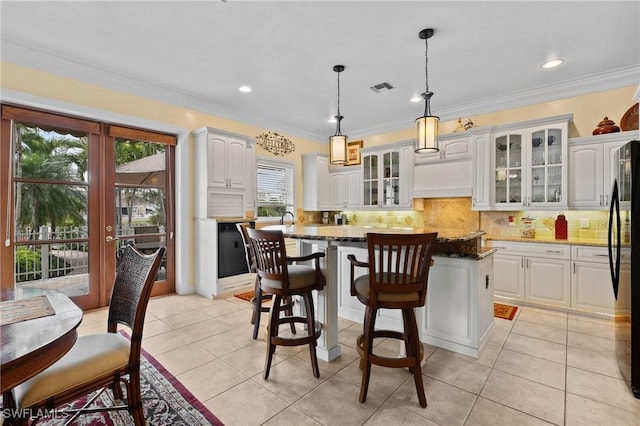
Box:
[335,69,342,135]
[423,34,431,117]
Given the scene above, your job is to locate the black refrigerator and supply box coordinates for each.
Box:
[609,139,639,399]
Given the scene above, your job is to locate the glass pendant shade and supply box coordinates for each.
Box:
[329,134,348,164]
[415,114,439,152]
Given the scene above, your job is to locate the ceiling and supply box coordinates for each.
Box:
[1,1,639,142]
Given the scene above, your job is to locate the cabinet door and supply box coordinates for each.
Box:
[244,142,256,210]
[382,151,400,207]
[337,246,367,322]
[207,136,229,188]
[493,132,524,208]
[493,254,524,299]
[345,170,362,208]
[317,156,331,210]
[399,145,413,207]
[362,154,379,206]
[572,261,615,314]
[568,143,603,208]
[329,172,346,209]
[227,138,246,189]
[604,139,628,209]
[525,257,570,306]
[528,125,566,208]
[472,133,491,210]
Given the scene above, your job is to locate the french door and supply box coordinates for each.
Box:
[0,105,175,310]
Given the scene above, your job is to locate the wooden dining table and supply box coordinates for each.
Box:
[0,287,83,393]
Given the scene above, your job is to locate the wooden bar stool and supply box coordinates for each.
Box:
[348,232,437,408]
[246,228,325,379]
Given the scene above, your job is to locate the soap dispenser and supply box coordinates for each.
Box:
[555,212,567,240]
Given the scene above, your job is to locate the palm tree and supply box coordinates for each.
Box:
[14,125,87,232]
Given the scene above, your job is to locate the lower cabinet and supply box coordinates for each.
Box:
[490,240,629,314]
[571,245,631,314]
[337,246,494,358]
[492,241,570,307]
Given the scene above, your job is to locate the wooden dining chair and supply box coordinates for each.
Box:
[4,244,165,425]
[348,232,437,408]
[237,222,274,339]
[246,228,325,379]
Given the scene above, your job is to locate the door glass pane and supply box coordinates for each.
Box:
[13,124,89,296]
[114,140,167,281]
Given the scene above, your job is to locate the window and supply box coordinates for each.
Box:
[256,158,295,219]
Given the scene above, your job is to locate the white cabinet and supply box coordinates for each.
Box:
[361,141,413,209]
[329,169,362,210]
[206,134,246,189]
[571,245,631,314]
[490,241,571,307]
[302,153,330,211]
[491,116,570,210]
[244,141,256,211]
[337,246,495,358]
[420,254,494,358]
[413,134,473,198]
[472,131,492,210]
[568,131,637,210]
[193,127,253,218]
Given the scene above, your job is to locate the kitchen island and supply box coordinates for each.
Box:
[263,225,495,361]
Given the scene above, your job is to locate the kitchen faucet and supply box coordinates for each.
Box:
[280,211,295,225]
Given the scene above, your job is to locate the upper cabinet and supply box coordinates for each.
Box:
[568,131,638,210]
[207,135,246,189]
[193,127,254,218]
[413,134,473,198]
[329,168,362,210]
[488,115,571,211]
[361,141,413,209]
[302,153,330,211]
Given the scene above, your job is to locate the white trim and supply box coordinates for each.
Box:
[1,89,194,295]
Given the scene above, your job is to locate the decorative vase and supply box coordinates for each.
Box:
[592,116,620,135]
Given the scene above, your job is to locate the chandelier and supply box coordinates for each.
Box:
[415,28,440,153]
[255,132,295,156]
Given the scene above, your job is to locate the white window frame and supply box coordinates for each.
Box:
[255,156,296,221]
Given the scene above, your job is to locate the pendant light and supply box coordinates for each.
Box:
[329,65,348,165]
[415,28,439,153]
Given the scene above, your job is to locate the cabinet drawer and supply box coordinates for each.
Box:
[571,245,630,264]
[487,240,570,259]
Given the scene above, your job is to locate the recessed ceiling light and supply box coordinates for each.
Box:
[541,58,564,69]
[239,85,252,93]
[410,96,422,103]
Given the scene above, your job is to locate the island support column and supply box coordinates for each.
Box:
[298,239,342,362]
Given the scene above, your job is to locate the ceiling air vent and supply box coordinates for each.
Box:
[369,82,394,93]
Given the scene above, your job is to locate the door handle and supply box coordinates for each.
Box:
[106,236,114,242]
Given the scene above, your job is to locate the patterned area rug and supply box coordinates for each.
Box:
[233,290,271,303]
[494,303,518,320]
[4,339,224,425]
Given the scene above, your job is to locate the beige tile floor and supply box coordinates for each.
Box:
[79,294,640,426]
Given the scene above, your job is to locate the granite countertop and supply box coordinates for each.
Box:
[263,224,485,243]
[483,235,628,248]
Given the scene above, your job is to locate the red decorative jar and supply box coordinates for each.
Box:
[555,213,568,240]
[592,117,620,135]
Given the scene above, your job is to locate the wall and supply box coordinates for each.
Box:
[356,86,637,149]
[2,62,636,293]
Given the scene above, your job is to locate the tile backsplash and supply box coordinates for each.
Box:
[480,209,624,241]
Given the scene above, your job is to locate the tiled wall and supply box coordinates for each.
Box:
[479,209,626,241]
[301,197,625,243]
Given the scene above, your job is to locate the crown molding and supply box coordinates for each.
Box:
[3,38,638,143]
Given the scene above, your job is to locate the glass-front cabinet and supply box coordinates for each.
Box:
[362,153,379,206]
[361,143,412,208]
[492,116,569,210]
